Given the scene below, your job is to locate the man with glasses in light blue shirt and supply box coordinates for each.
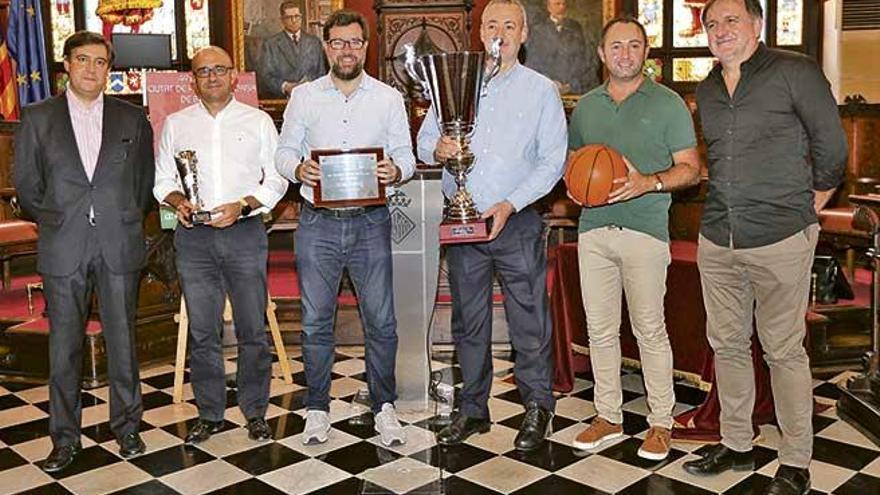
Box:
[275,9,415,447]
[417,0,567,452]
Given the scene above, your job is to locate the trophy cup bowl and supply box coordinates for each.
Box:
[174,150,212,225]
[405,40,501,244]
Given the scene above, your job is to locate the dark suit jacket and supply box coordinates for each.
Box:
[525,18,598,94]
[258,30,327,99]
[13,94,155,277]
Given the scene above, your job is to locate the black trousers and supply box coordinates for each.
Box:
[446,208,555,419]
[45,228,143,446]
[174,217,271,422]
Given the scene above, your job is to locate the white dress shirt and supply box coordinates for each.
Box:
[275,73,416,205]
[67,88,103,182]
[154,98,288,214]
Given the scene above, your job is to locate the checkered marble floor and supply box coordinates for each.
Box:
[0,349,878,494]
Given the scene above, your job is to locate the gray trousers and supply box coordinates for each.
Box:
[446,208,555,418]
[175,216,271,422]
[698,224,818,468]
[46,227,143,446]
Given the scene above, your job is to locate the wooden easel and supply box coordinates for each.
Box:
[172,294,293,403]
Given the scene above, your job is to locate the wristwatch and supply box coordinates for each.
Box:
[654,174,664,192]
[238,198,253,217]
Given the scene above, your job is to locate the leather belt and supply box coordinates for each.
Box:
[306,203,382,218]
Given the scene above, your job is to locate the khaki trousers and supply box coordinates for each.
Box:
[578,227,675,429]
[698,224,818,468]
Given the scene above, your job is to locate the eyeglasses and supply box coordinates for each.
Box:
[193,65,233,78]
[326,38,365,50]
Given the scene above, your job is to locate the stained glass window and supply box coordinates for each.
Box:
[672,57,715,82]
[83,0,179,58]
[672,0,708,47]
[185,1,211,59]
[49,1,77,62]
[638,0,664,48]
[644,58,664,82]
[777,0,803,46]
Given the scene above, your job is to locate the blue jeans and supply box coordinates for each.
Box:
[295,204,398,412]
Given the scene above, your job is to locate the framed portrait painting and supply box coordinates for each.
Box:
[231,0,341,104]
[520,0,607,97]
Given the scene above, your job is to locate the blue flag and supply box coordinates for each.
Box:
[8,0,51,106]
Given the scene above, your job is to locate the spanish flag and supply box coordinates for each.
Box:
[0,33,17,121]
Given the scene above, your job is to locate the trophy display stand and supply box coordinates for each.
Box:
[389,167,444,411]
[837,194,880,446]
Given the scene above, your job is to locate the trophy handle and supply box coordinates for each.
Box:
[481,38,503,96]
[403,44,432,101]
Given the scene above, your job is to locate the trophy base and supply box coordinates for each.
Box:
[439,218,491,244]
[190,210,213,226]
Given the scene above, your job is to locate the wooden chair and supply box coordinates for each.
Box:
[172,293,293,403]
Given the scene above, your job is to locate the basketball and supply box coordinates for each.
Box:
[564,144,629,207]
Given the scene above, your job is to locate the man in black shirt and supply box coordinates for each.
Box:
[682,0,847,493]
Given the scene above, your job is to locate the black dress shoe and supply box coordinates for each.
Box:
[246,417,271,441]
[764,465,810,495]
[117,432,146,458]
[436,413,491,445]
[683,444,754,476]
[514,401,553,452]
[184,419,224,445]
[43,442,81,473]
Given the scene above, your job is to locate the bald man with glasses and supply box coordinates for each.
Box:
[154,46,288,445]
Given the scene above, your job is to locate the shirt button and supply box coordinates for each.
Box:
[726,129,733,135]
[728,104,734,109]
[726,156,732,160]
[343,120,348,124]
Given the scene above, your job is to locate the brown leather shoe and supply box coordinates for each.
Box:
[571,416,623,450]
[638,426,671,460]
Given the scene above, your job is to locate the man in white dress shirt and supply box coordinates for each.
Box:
[154,46,288,444]
[275,10,414,447]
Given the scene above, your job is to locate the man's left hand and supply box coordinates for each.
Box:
[482,200,516,240]
[376,159,401,185]
[607,156,656,204]
[208,201,242,229]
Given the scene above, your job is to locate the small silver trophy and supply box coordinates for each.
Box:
[404,39,502,243]
[174,150,212,225]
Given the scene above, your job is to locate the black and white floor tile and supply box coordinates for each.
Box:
[0,349,877,494]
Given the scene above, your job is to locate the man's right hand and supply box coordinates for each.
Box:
[282,81,296,95]
[433,136,461,163]
[295,159,321,186]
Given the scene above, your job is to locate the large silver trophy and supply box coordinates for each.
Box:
[405,40,501,243]
[174,150,212,225]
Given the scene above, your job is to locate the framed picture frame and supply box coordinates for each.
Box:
[519,0,606,96]
[312,147,387,208]
[231,0,339,104]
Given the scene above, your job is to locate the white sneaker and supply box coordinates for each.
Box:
[302,410,331,445]
[374,403,406,446]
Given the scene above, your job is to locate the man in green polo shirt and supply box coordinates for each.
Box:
[568,16,700,461]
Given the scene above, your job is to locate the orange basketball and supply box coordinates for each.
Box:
[564,144,629,207]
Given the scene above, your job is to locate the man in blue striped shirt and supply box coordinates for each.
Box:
[417,0,568,452]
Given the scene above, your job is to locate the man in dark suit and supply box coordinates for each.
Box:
[258,0,327,98]
[13,31,154,473]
